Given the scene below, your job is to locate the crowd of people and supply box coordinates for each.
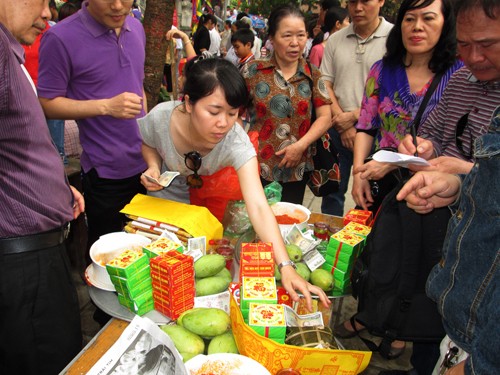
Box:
[0,0,498,374]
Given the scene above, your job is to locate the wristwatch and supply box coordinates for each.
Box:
[278,260,296,272]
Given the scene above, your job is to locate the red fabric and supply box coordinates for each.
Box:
[189,131,259,222]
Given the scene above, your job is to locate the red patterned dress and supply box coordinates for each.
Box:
[244,56,332,183]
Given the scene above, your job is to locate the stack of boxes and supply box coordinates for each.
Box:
[142,237,184,258]
[240,276,277,320]
[248,303,286,344]
[239,242,275,281]
[322,230,364,295]
[343,209,373,227]
[106,249,154,316]
[150,251,195,319]
[237,243,286,344]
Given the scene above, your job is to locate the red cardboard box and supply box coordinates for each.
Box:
[239,242,275,281]
[150,251,195,319]
[343,209,373,227]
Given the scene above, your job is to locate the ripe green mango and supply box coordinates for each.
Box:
[286,243,303,262]
[213,267,232,283]
[195,276,230,296]
[194,254,226,278]
[207,331,239,354]
[181,307,231,338]
[179,352,198,362]
[310,268,334,291]
[295,262,311,281]
[177,307,206,326]
[160,324,204,360]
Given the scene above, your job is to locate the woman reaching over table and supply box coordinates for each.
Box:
[243,4,333,205]
[138,57,329,311]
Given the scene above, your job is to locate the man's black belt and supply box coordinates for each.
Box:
[0,224,70,255]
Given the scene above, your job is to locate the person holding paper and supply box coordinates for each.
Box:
[138,57,329,311]
[352,0,463,213]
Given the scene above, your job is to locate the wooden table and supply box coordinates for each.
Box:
[60,319,128,375]
[62,213,347,373]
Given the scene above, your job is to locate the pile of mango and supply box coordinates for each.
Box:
[275,244,335,292]
[161,307,237,362]
[194,254,232,296]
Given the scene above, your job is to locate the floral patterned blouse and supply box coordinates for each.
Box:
[356,59,464,150]
[243,56,332,183]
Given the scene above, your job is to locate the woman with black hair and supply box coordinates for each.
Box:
[193,13,217,55]
[309,6,349,68]
[244,4,333,205]
[138,58,330,312]
[351,0,463,213]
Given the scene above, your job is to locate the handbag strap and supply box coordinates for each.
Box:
[306,60,316,123]
[412,71,445,132]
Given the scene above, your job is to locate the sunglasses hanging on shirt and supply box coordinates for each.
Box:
[184,151,203,188]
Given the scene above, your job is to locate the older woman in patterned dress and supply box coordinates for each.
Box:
[243,4,332,204]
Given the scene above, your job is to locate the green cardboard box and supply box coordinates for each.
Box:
[106,249,149,279]
[111,273,152,300]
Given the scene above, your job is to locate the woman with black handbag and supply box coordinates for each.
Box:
[351,0,463,214]
[334,0,462,366]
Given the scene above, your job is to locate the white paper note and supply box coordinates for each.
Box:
[372,150,430,167]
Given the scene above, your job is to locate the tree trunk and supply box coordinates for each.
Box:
[143,0,174,110]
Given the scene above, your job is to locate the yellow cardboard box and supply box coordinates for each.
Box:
[230,295,371,374]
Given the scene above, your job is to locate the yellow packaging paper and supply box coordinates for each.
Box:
[120,194,223,241]
[230,295,371,374]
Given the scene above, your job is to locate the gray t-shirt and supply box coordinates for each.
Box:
[138,101,256,203]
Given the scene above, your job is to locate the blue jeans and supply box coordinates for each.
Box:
[321,128,353,216]
[47,119,66,164]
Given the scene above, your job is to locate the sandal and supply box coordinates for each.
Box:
[379,340,406,360]
[333,316,366,339]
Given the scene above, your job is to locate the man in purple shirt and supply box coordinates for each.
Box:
[0,1,84,373]
[38,0,147,256]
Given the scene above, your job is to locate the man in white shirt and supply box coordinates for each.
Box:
[319,0,393,216]
[209,26,221,57]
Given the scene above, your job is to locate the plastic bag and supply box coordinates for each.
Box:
[189,166,242,222]
[222,181,283,237]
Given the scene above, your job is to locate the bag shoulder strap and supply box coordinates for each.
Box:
[412,71,445,131]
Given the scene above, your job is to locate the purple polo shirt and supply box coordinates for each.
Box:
[0,23,73,237]
[37,3,147,179]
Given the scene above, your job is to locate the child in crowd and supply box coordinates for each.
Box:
[231,28,254,73]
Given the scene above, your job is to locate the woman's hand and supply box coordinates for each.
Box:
[354,159,395,181]
[398,134,435,160]
[280,266,331,312]
[351,173,373,210]
[140,167,164,191]
[275,142,307,169]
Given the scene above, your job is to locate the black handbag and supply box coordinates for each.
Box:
[305,62,341,197]
[307,133,341,196]
[351,180,449,358]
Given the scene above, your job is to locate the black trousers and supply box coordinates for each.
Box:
[82,168,146,254]
[0,243,82,375]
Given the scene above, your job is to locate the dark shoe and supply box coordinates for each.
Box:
[333,316,366,338]
[385,343,406,360]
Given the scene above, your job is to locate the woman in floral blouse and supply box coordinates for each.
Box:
[352,0,463,212]
[243,4,332,204]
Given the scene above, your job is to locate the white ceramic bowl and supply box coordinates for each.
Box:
[270,202,311,237]
[89,232,151,290]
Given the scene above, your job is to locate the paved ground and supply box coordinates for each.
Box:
[73,180,413,374]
